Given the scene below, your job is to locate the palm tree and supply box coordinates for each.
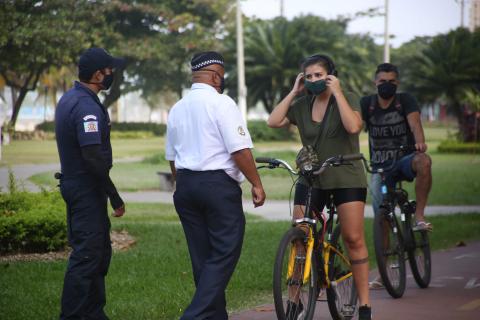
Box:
[403,28,480,141]
[36,66,76,110]
[225,15,380,113]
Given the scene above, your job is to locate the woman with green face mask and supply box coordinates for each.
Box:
[267,54,372,320]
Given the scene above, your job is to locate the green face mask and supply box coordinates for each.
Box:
[304,79,327,95]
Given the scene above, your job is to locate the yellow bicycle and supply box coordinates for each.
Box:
[256,154,363,320]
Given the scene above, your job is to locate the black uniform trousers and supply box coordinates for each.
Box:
[174,169,246,320]
[59,177,112,320]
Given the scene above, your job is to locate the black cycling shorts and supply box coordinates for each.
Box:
[293,183,367,211]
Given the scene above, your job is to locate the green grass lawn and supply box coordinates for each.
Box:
[0,137,165,165]
[29,148,480,205]
[1,202,480,319]
[7,125,480,204]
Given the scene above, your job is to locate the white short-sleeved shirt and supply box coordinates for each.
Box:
[165,83,253,183]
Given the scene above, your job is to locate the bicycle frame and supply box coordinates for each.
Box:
[287,185,354,289]
[258,153,364,319]
[377,169,416,249]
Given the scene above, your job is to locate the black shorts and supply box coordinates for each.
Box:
[293,183,367,211]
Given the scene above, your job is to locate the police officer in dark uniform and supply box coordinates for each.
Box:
[55,47,126,320]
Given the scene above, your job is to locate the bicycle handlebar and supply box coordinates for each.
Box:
[255,157,278,164]
[255,157,297,174]
[256,153,365,177]
[362,145,418,174]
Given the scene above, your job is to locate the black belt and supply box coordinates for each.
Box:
[177,169,225,175]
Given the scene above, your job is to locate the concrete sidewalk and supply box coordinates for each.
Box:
[1,162,480,221]
[121,190,480,221]
[230,241,480,320]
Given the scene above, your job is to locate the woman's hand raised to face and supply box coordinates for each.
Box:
[326,74,342,96]
[291,72,305,96]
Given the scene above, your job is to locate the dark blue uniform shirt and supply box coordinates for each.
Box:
[55,81,112,178]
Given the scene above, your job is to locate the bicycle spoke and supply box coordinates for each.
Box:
[374,211,406,298]
[407,229,431,288]
[327,226,358,319]
[274,228,317,320]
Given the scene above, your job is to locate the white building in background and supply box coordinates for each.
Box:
[6,88,172,131]
[115,91,170,124]
[470,0,480,31]
[8,86,269,132]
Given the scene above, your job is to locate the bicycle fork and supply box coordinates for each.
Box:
[287,227,315,284]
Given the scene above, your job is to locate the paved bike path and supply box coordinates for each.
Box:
[230,241,480,320]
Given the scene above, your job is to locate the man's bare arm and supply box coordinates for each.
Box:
[231,148,266,207]
[169,161,177,181]
[407,112,427,152]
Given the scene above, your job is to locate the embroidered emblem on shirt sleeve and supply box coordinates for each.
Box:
[83,114,97,121]
[237,126,246,136]
[84,121,99,133]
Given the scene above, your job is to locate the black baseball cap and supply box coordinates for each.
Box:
[78,47,125,81]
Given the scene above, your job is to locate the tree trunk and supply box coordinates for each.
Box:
[5,66,44,130]
[8,86,28,130]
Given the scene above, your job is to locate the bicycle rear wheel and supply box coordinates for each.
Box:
[404,208,431,288]
[373,208,406,298]
[273,227,318,320]
[326,225,358,320]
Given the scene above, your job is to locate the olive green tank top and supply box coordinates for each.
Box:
[287,93,367,189]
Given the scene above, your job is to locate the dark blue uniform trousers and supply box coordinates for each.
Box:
[174,170,246,320]
[60,179,112,320]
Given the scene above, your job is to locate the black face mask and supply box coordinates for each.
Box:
[219,76,225,94]
[377,82,397,99]
[101,72,114,90]
[203,68,225,93]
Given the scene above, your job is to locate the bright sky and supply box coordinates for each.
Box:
[242,0,466,47]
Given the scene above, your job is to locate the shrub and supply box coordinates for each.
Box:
[142,151,169,165]
[111,122,166,136]
[0,190,67,254]
[12,130,54,140]
[437,140,480,154]
[109,130,154,139]
[247,120,296,142]
[35,121,56,132]
[35,121,167,136]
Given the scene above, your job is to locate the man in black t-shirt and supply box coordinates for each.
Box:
[360,63,432,233]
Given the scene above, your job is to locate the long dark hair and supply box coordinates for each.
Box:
[301,54,338,76]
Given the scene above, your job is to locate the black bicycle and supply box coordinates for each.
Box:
[360,146,431,298]
[256,153,364,320]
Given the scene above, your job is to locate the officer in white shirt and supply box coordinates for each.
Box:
[165,51,266,320]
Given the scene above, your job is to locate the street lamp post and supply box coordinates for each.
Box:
[456,0,466,27]
[384,0,390,63]
[236,0,247,122]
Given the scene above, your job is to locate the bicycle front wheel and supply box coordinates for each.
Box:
[273,227,318,320]
[404,210,431,288]
[373,208,406,298]
[326,225,358,320]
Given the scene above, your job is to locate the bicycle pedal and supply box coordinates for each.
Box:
[341,305,356,317]
[287,279,303,286]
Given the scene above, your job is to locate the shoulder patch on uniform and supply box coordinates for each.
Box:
[84,121,99,133]
[237,126,246,136]
[83,114,97,121]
